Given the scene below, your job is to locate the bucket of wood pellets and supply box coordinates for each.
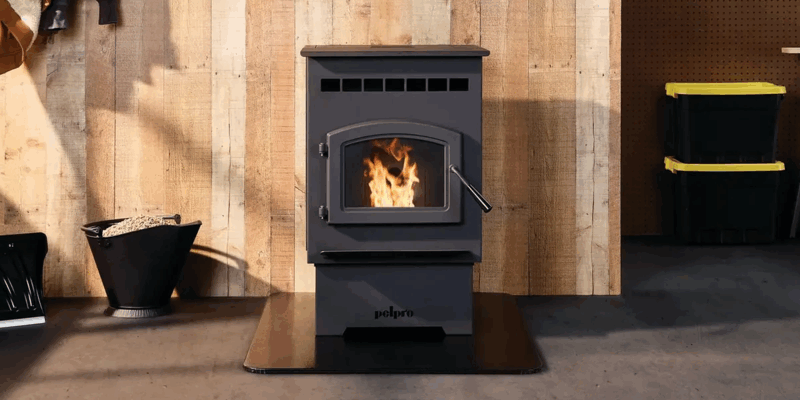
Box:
[81,214,201,318]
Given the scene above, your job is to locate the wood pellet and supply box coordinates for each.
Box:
[102,216,177,237]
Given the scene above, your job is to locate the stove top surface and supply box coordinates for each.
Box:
[301,44,490,57]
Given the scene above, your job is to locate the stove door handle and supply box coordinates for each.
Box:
[449,165,492,213]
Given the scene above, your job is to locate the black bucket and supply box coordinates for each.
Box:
[81,215,201,318]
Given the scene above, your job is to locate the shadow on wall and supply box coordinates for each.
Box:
[14,16,623,299]
[520,237,800,337]
[175,246,284,299]
[474,97,621,296]
[0,4,265,390]
[3,0,257,298]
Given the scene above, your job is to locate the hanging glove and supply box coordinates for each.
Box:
[40,0,69,32]
[96,0,117,25]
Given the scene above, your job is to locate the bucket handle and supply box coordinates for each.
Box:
[80,225,102,237]
[158,214,182,224]
[80,225,111,248]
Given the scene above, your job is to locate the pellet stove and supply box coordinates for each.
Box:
[243,45,542,374]
[304,45,491,337]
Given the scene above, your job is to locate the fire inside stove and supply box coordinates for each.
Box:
[344,137,445,208]
[364,138,419,207]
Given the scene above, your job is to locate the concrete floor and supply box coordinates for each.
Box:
[2,237,800,399]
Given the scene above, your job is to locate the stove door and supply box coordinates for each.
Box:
[326,120,463,224]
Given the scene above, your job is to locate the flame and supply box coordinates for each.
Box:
[364,138,420,207]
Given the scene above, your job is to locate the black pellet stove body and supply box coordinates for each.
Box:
[305,45,491,336]
[243,45,543,374]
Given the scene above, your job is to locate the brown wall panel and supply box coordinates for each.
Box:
[0,0,621,296]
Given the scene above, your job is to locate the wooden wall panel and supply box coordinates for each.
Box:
[295,0,332,293]
[163,0,214,297]
[266,0,296,294]
[411,0,451,45]
[211,0,247,296]
[528,0,578,295]
[84,5,116,297]
[244,0,273,296]
[1,79,41,233]
[369,0,412,44]
[43,0,87,297]
[0,74,5,225]
[450,0,480,46]
[112,0,141,222]
[608,0,621,295]
[244,0,296,296]
[0,0,621,297]
[576,0,610,295]
[332,0,370,44]
[2,45,49,284]
[622,1,800,235]
[113,0,166,219]
[479,0,530,295]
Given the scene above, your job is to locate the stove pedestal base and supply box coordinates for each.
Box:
[243,293,544,374]
[316,265,473,336]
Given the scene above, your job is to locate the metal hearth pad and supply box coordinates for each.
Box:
[243,293,544,374]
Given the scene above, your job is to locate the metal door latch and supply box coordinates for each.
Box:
[318,205,328,220]
[319,143,328,157]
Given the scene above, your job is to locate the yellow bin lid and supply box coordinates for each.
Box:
[665,157,785,173]
[666,82,786,98]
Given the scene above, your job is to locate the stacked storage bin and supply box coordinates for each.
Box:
[663,83,787,244]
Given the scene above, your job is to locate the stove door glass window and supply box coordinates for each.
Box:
[343,138,445,208]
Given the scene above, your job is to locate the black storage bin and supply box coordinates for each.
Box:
[776,164,800,239]
[665,167,781,244]
[664,83,785,164]
[658,170,676,237]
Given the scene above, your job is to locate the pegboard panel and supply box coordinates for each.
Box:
[622,0,800,235]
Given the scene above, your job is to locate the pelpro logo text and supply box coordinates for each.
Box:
[374,306,414,320]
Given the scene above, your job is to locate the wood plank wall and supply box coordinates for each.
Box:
[0,0,620,297]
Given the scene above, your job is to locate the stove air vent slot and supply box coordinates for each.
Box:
[343,327,446,342]
[320,78,469,92]
[342,79,362,92]
[364,79,383,92]
[428,78,447,91]
[449,78,468,91]
[320,79,340,92]
[407,78,426,91]
[386,78,404,92]
[319,250,473,262]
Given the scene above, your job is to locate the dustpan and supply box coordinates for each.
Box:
[0,233,48,329]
